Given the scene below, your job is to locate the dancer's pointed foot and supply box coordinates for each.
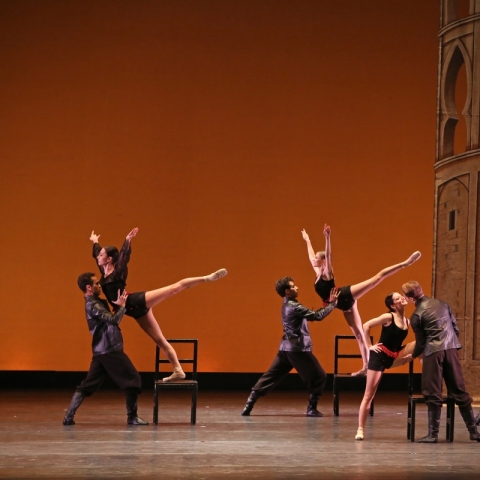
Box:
[355,427,364,441]
[162,367,186,382]
[204,268,228,282]
[351,365,368,377]
[404,251,422,266]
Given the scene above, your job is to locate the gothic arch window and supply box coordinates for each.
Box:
[440,41,472,158]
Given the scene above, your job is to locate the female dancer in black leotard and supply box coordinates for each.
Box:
[355,292,415,440]
[302,224,420,376]
[90,228,227,382]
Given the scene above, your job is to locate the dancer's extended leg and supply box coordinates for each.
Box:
[144,269,227,309]
[343,303,369,375]
[356,369,383,440]
[136,310,186,381]
[350,252,421,301]
[391,341,416,368]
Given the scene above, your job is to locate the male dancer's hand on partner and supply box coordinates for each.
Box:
[328,287,340,305]
[90,231,100,243]
[112,289,129,307]
[126,228,138,242]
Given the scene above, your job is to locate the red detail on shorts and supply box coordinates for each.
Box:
[378,345,399,358]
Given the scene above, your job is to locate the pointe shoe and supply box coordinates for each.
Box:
[355,428,364,441]
[351,365,368,377]
[204,268,228,282]
[162,368,186,382]
[405,251,422,266]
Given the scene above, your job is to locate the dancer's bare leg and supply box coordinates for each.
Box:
[343,302,370,375]
[391,341,416,368]
[356,369,383,440]
[350,252,421,301]
[136,310,185,380]
[144,269,227,309]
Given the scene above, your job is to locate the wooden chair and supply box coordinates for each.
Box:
[407,360,455,442]
[153,339,198,425]
[333,335,374,417]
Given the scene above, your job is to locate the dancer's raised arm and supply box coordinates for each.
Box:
[323,224,333,279]
[301,229,321,276]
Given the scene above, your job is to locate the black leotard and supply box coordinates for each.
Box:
[314,276,355,311]
[368,313,409,372]
[93,241,149,319]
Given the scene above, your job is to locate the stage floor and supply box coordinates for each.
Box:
[0,389,479,479]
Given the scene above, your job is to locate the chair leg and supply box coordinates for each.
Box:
[410,401,416,442]
[446,400,454,442]
[369,400,374,417]
[333,387,339,416]
[407,400,412,440]
[191,386,198,425]
[153,386,159,425]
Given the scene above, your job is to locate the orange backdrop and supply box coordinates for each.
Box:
[0,0,439,374]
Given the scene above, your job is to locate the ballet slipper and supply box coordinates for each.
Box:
[204,268,228,282]
[351,365,368,377]
[404,251,421,266]
[355,427,364,441]
[162,367,186,382]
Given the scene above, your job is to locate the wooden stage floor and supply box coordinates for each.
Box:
[0,389,479,479]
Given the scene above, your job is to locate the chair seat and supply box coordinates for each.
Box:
[154,380,198,388]
[409,394,454,403]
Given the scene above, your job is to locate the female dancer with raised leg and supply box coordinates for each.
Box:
[355,292,415,440]
[301,225,420,376]
[90,228,227,382]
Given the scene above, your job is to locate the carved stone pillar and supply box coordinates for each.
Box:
[434,0,480,396]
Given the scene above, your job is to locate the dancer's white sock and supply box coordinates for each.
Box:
[355,427,364,441]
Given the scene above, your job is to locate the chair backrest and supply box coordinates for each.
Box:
[334,335,373,374]
[155,339,198,381]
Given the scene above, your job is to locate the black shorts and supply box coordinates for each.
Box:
[125,291,150,319]
[368,350,395,372]
[314,278,355,311]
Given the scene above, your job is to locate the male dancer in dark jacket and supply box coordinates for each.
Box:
[241,277,339,417]
[402,280,480,442]
[62,272,148,426]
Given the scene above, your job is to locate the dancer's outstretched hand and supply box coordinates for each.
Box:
[126,228,139,241]
[328,287,340,305]
[323,224,331,237]
[90,230,100,243]
[369,343,383,353]
[112,289,129,307]
[301,229,310,241]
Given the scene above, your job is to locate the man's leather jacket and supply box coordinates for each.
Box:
[410,296,461,359]
[84,295,126,356]
[279,298,336,352]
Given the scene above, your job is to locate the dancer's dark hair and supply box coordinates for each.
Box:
[275,277,294,297]
[384,293,395,312]
[77,272,95,293]
[104,245,119,264]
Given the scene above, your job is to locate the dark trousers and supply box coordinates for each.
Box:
[75,350,142,397]
[252,350,327,397]
[422,348,472,408]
